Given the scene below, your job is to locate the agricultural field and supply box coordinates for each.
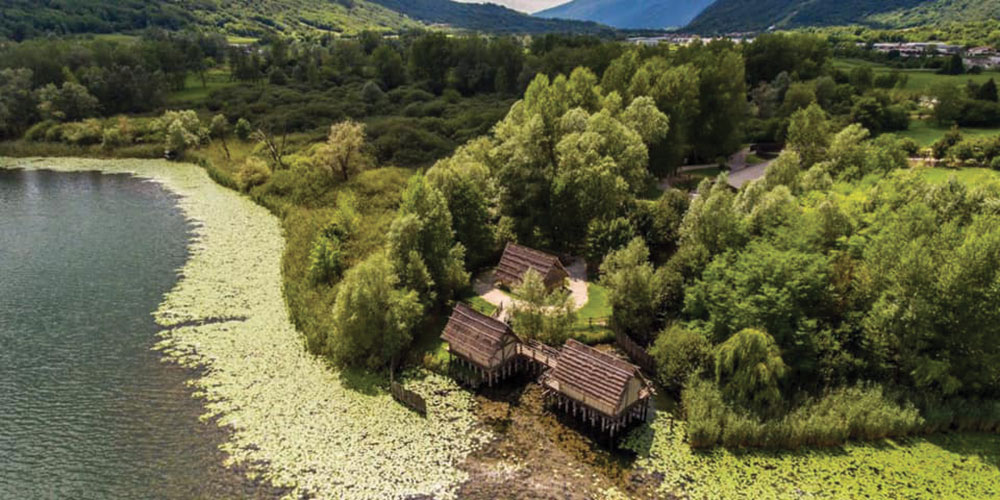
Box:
[833,58,1000,92]
[897,119,1000,146]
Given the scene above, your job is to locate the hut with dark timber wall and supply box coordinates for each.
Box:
[541,339,653,437]
[441,303,522,387]
[495,243,569,292]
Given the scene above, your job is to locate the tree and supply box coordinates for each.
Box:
[387,175,469,307]
[650,325,712,392]
[977,78,998,102]
[155,110,206,157]
[35,82,98,122]
[209,114,231,159]
[787,103,831,167]
[714,328,788,409]
[315,120,372,181]
[509,269,576,346]
[234,117,252,141]
[0,68,36,138]
[601,237,665,344]
[328,252,423,369]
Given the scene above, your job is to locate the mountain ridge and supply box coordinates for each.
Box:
[535,0,716,30]
[685,0,1000,33]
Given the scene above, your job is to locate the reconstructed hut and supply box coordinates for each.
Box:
[441,303,521,386]
[541,339,653,436]
[495,242,569,292]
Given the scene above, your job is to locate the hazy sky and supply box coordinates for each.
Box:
[454,0,570,14]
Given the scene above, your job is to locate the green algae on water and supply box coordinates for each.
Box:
[623,411,1000,499]
[0,157,489,499]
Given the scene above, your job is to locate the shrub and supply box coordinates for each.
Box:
[235,156,271,191]
[650,325,712,392]
[62,119,103,145]
[23,120,56,142]
[235,118,252,141]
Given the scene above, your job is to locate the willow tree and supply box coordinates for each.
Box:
[714,328,788,409]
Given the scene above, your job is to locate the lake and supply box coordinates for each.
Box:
[0,169,274,498]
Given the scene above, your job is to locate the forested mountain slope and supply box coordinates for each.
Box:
[0,0,607,40]
[685,0,1000,33]
[0,0,419,40]
[368,0,613,34]
[535,0,716,30]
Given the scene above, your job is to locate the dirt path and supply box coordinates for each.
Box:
[473,258,590,321]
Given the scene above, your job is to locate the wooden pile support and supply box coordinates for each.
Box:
[542,385,651,438]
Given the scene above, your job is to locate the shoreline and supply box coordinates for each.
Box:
[0,157,489,499]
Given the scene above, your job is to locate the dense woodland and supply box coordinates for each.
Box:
[2,26,1000,451]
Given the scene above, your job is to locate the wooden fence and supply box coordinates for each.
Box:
[390,382,427,416]
[615,330,657,375]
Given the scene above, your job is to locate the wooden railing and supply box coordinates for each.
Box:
[615,330,657,375]
[390,382,427,416]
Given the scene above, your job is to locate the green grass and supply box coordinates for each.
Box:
[897,119,1000,146]
[167,68,235,105]
[919,166,1000,185]
[226,36,258,45]
[833,58,1000,93]
[571,283,614,345]
[464,296,498,317]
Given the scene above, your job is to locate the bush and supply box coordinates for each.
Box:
[62,119,103,145]
[235,156,271,191]
[650,325,712,392]
[235,118,252,141]
[682,380,925,448]
[23,120,57,142]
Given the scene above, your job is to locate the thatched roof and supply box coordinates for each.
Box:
[441,303,518,368]
[546,339,643,414]
[495,243,568,287]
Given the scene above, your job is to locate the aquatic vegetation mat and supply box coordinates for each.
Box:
[0,157,489,499]
[623,412,1000,499]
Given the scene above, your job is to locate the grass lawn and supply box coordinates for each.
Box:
[168,68,235,105]
[571,283,614,345]
[833,58,1000,93]
[919,166,1000,185]
[226,36,258,45]
[897,119,1000,146]
[464,296,498,317]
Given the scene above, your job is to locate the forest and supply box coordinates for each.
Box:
[1,26,999,453]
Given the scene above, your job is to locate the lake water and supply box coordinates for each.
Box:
[0,169,275,498]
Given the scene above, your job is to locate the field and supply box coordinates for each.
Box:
[167,68,236,106]
[897,119,1000,146]
[919,166,1000,185]
[833,58,1000,93]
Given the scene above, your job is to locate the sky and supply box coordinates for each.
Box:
[453,0,571,14]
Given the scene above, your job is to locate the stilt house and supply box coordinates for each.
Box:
[541,339,653,436]
[441,303,521,386]
[495,243,569,292]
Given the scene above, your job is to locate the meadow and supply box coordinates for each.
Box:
[832,58,1000,92]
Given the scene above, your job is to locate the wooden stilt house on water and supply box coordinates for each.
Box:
[541,340,653,437]
[441,303,522,387]
[495,243,570,292]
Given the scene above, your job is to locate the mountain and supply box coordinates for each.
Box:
[368,0,614,34]
[0,0,420,40]
[0,0,610,41]
[685,0,1000,34]
[535,0,717,30]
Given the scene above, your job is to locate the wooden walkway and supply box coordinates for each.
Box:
[516,340,560,370]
